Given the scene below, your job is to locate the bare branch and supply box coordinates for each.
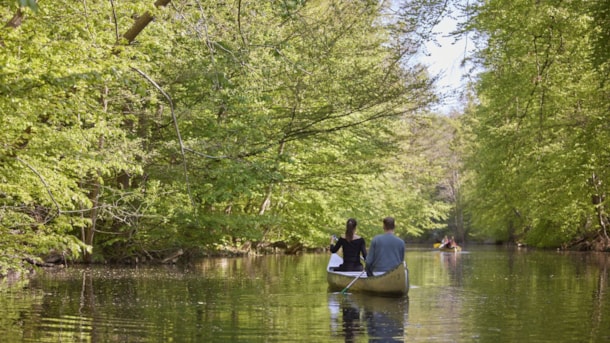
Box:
[130,66,194,207]
[15,156,61,215]
[109,0,120,43]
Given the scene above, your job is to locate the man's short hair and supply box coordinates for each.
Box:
[383,217,395,231]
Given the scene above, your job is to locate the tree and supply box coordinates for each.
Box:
[1,0,450,273]
[1,1,154,268]
[462,0,610,249]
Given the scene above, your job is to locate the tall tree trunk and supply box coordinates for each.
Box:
[591,172,609,240]
[258,141,286,216]
[83,86,109,263]
[83,136,104,263]
[451,169,465,243]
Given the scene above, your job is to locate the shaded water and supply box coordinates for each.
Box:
[1,245,609,342]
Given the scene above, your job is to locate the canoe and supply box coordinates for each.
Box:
[438,245,462,252]
[433,243,462,252]
[326,253,409,296]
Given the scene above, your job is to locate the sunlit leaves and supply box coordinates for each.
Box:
[1,0,150,269]
[1,0,446,272]
[463,0,610,248]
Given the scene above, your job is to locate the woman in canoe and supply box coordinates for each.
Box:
[329,218,367,271]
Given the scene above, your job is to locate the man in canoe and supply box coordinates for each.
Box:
[329,218,367,271]
[365,217,405,276]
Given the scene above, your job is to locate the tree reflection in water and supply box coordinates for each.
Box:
[328,293,408,342]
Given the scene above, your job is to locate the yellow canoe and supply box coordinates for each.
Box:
[433,243,462,252]
[326,254,409,296]
[440,246,462,252]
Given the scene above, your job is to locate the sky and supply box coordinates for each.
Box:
[418,14,471,115]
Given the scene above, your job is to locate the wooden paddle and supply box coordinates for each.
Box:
[433,243,441,248]
[340,270,366,294]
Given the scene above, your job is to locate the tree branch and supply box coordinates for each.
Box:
[123,0,171,44]
[15,156,61,216]
[109,0,120,43]
[130,66,194,207]
[5,7,25,28]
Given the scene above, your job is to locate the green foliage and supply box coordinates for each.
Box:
[0,0,452,270]
[1,0,149,268]
[462,0,610,248]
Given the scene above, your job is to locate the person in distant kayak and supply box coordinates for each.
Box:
[365,217,405,276]
[448,236,456,248]
[330,218,367,271]
[439,235,449,248]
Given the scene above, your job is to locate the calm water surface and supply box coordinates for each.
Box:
[1,245,609,342]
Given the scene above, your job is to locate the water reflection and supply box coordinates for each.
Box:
[2,249,610,342]
[329,294,408,342]
[438,250,465,287]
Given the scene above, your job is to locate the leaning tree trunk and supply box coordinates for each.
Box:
[123,0,171,44]
[5,7,25,28]
[1,8,25,47]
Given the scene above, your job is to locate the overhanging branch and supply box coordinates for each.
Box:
[131,66,194,207]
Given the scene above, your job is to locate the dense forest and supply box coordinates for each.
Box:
[1,0,609,276]
[463,0,610,250]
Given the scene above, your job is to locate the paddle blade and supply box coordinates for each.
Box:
[433,243,441,248]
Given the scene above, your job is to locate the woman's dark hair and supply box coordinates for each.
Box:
[345,218,357,241]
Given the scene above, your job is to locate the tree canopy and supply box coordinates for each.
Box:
[461,0,610,250]
[1,0,456,274]
[4,0,606,276]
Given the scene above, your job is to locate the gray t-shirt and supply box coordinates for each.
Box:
[365,233,405,273]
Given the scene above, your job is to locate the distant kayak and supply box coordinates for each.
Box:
[439,245,462,252]
[433,243,462,252]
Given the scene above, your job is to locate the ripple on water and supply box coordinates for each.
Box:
[26,314,156,343]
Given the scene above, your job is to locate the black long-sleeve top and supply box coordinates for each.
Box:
[330,237,367,271]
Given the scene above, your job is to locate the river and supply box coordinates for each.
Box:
[1,245,609,342]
